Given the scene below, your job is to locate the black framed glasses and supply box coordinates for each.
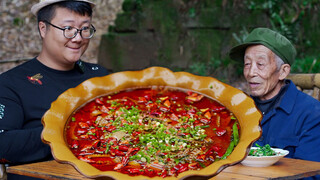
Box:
[43,20,96,39]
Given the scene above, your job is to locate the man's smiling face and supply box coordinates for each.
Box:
[39,7,92,70]
[243,45,283,100]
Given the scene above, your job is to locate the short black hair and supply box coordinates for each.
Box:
[37,1,93,23]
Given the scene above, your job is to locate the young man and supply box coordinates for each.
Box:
[229,28,320,162]
[0,0,109,171]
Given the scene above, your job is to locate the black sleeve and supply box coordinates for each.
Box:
[0,127,51,165]
[0,80,51,165]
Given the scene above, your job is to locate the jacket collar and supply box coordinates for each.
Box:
[277,79,298,114]
[257,79,298,125]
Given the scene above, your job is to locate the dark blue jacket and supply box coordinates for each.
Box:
[255,80,320,162]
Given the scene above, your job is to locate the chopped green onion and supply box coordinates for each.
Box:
[200,125,210,129]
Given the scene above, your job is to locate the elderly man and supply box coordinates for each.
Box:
[0,1,109,178]
[229,27,320,162]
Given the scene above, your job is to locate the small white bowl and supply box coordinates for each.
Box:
[241,147,289,167]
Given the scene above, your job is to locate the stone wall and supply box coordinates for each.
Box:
[98,0,267,81]
[98,0,320,82]
[0,0,123,74]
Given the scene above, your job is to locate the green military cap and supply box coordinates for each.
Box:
[229,27,297,65]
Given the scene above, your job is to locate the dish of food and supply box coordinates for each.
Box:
[41,66,262,179]
[241,144,289,167]
[65,87,240,177]
[249,144,277,157]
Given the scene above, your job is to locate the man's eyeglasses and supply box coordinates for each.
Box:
[43,20,96,39]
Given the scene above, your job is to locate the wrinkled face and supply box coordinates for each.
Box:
[40,7,92,70]
[243,45,283,100]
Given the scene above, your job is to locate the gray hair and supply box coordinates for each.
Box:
[275,54,285,70]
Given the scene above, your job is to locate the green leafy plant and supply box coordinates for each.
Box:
[232,26,250,44]
[291,56,320,73]
[188,57,222,76]
[244,0,319,51]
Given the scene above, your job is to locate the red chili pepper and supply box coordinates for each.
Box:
[106,125,116,132]
[169,113,179,121]
[89,135,98,140]
[91,140,100,148]
[78,122,89,129]
[95,98,104,105]
[79,134,88,139]
[177,165,188,173]
[144,168,157,177]
[187,108,196,115]
[200,118,211,124]
[71,140,79,149]
[210,145,225,157]
[78,156,95,163]
[80,140,99,152]
[220,111,230,118]
[124,100,134,107]
[114,163,124,170]
[194,120,200,124]
[132,131,141,137]
[118,145,129,151]
[78,149,95,156]
[188,163,199,169]
[196,154,206,161]
[182,124,190,129]
[114,149,125,156]
[126,147,140,156]
[194,123,204,127]
[160,170,168,178]
[138,97,147,103]
[159,106,169,112]
[174,163,189,174]
[187,91,193,96]
[132,137,140,144]
[121,156,129,165]
[126,168,141,174]
[146,103,156,109]
[100,105,109,113]
[144,94,152,101]
[150,111,161,116]
[77,129,86,134]
[212,146,221,152]
[108,106,117,110]
[106,137,118,145]
[216,128,227,136]
[211,106,226,112]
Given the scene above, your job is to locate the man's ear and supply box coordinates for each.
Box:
[279,64,291,80]
[38,21,47,39]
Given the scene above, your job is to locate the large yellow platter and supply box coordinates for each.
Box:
[41,66,262,179]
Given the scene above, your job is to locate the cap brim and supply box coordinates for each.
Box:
[31,0,95,16]
[229,42,262,62]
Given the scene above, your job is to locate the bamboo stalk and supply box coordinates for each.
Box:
[287,73,320,100]
[287,74,320,89]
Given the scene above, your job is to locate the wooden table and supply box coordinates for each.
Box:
[6,158,320,179]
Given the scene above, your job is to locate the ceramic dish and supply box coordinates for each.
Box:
[241,147,289,167]
[41,66,262,180]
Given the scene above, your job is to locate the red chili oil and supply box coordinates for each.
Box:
[65,87,239,177]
